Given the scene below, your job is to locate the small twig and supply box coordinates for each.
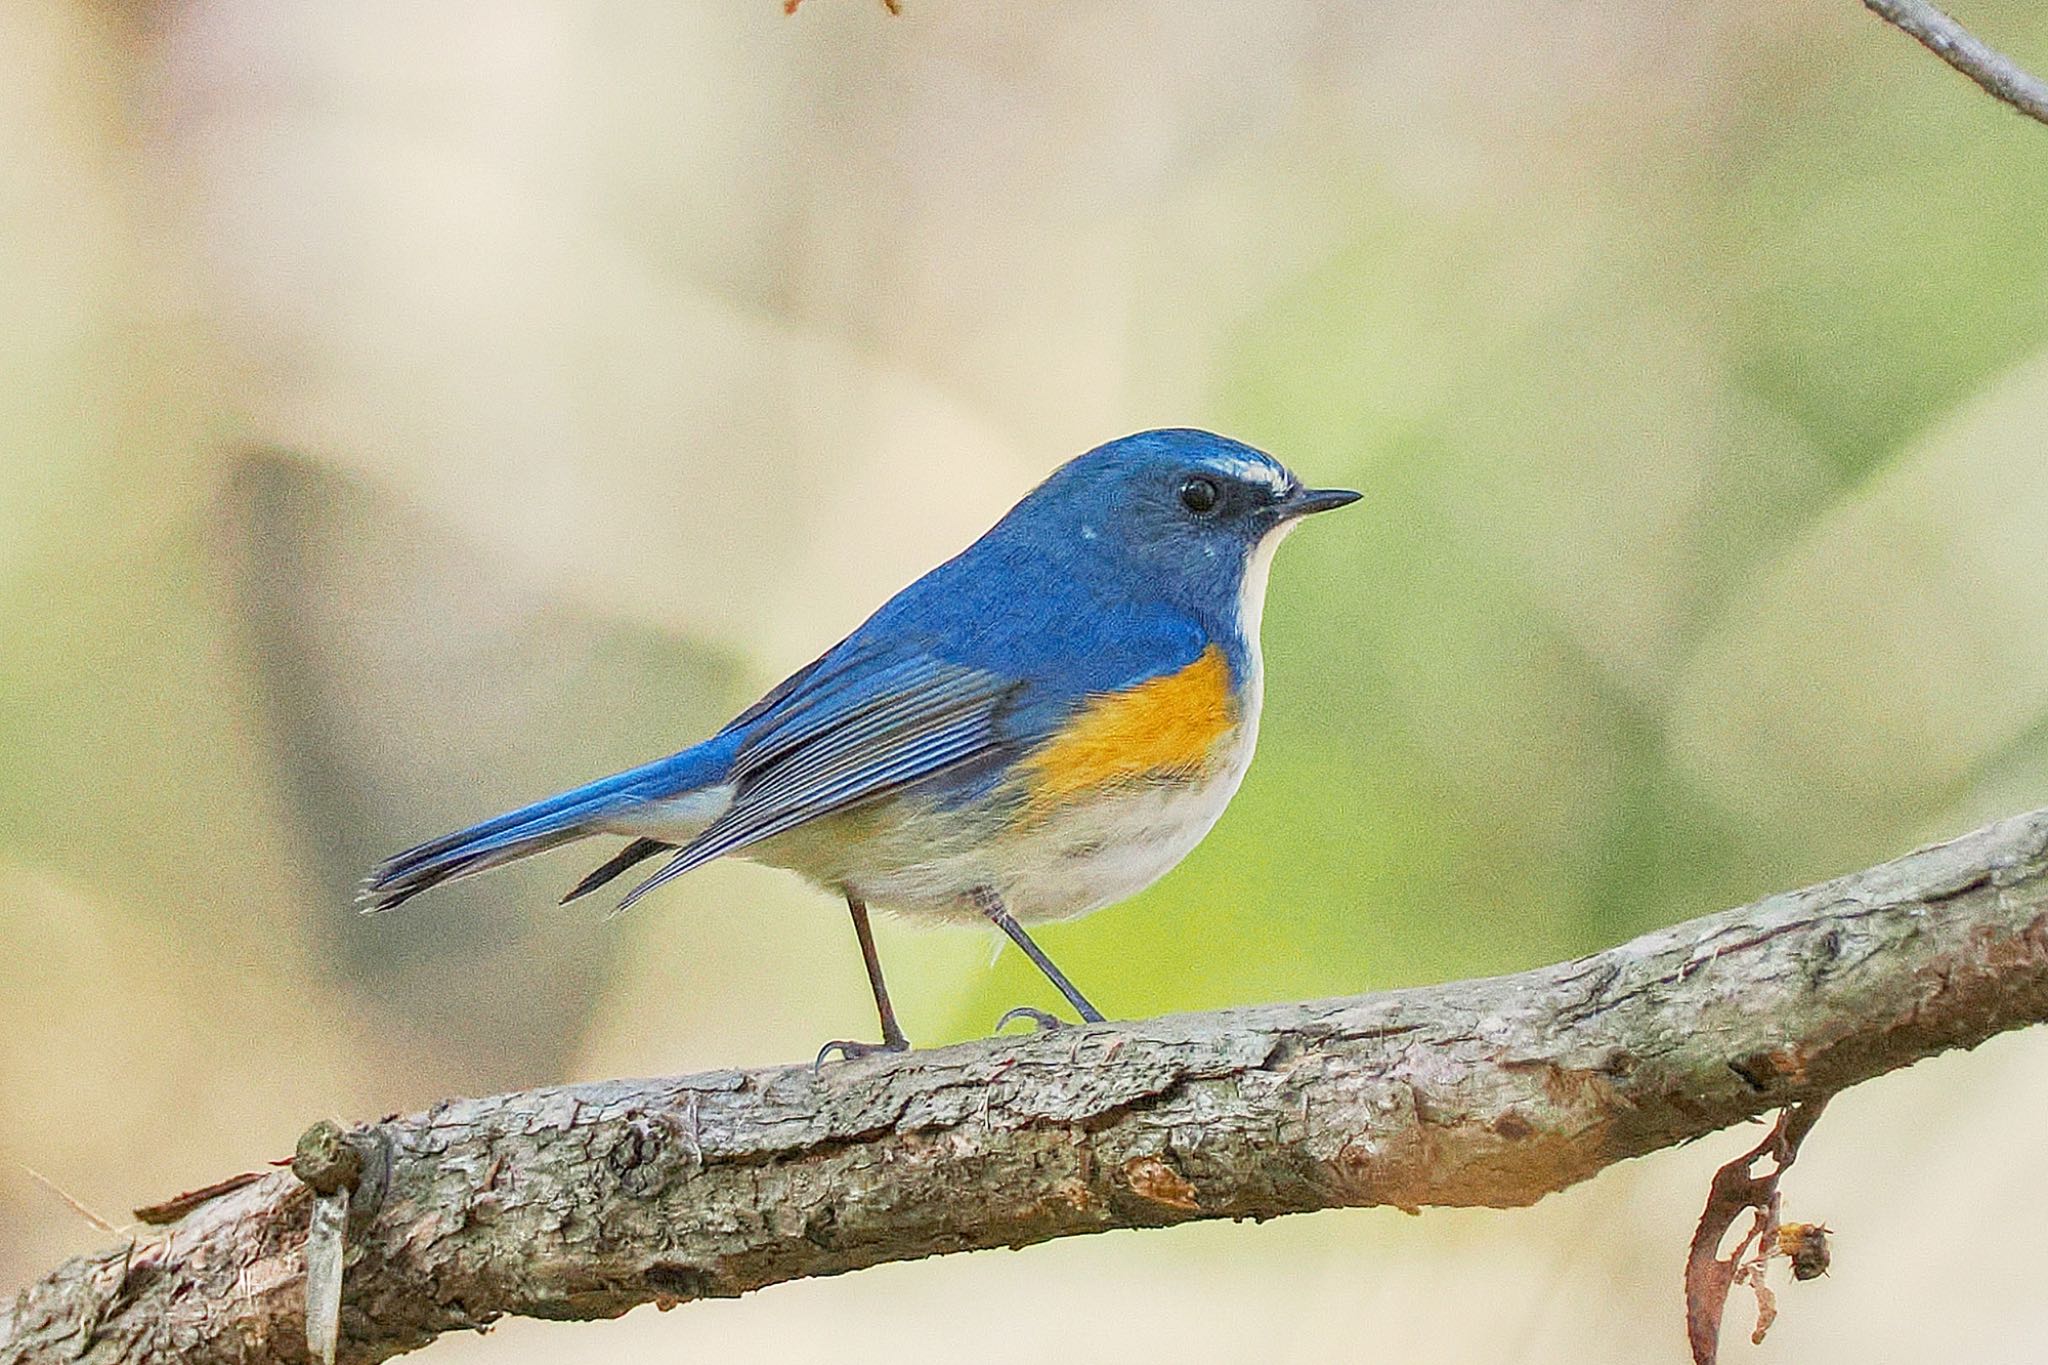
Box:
[1685,1100,1829,1365]
[784,0,902,15]
[291,1120,375,1365]
[133,1172,265,1227]
[1864,0,2048,126]
[17,1164,121,1236]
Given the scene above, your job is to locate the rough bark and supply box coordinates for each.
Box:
[8,808,2048,1365]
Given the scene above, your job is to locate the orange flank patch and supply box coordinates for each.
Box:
[1018,646,1239,815]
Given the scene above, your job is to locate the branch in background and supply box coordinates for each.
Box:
[1865,0,2048,126]
[783,0,902,15]
[6,809,2048,1365]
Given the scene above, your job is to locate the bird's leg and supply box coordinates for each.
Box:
[974,888,1106,1030]
[814,896,912,1069]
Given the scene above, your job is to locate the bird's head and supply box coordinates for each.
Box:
[1004,428,1358,628]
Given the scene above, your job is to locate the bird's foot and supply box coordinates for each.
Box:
[813,1036,910,1073]
[994,1005,1070,1034]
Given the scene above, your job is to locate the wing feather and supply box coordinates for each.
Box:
[612,653,1019,909]
[604,599,1216,912]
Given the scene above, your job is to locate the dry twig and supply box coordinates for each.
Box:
[784,0,902,16]
[1684,1100,1828,1364]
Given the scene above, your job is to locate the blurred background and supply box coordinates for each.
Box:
[6,0,2048,1359]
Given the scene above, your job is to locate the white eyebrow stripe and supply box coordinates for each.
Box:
[1211,456,1290,496]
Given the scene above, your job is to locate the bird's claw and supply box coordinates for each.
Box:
[813,1037,909,1073]
[995,1005,1069,1034]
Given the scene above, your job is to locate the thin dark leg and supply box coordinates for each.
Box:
[815,896,911,1069]
[974,888,1106,1027]
[850,897,908,1048]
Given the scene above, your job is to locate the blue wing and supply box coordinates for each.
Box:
[612,598,1211,909]
[613,644,1019,908]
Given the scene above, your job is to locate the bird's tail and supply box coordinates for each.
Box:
[358,738,734,913]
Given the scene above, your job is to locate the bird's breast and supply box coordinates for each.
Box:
[1014,643,1247,817]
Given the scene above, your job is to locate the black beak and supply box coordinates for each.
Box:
[1282,486,1362,517]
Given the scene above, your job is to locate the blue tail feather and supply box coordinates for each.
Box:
[359,736,735,912]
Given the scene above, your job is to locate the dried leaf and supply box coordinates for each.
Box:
[1683,1100,1826,1365]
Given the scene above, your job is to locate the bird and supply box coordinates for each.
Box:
[360,428,1358,1062]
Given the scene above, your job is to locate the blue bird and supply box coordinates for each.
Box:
[361,429,1358,1060]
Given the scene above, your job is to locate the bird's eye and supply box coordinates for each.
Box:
[1178,476,1221,515]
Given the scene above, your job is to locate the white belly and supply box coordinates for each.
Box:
[598,725,1258,926]
[981,738,1257,922]
[779,693,1262,926]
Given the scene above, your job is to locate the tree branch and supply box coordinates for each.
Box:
[1865,0,2048,126]
[8,808,2048,1364]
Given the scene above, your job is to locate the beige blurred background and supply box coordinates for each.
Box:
[6,1,2048,1360]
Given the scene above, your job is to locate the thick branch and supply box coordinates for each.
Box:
[1865,0,2048,126]
[8,809,2048,1364]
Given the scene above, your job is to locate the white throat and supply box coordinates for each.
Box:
[1236,518,1300,665]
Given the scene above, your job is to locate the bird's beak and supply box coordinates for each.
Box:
[1281,486,1362,518]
